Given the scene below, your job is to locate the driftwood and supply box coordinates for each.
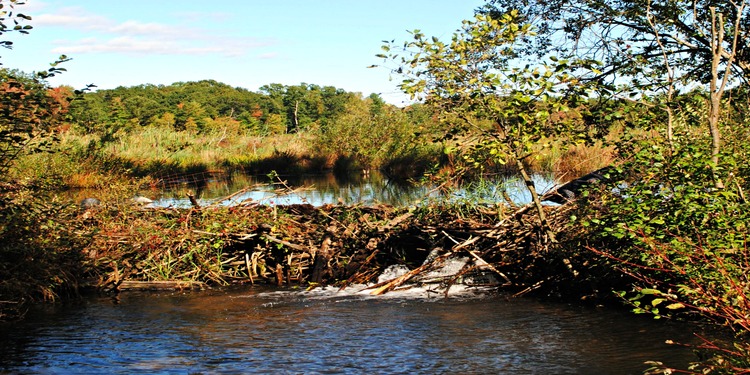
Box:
[118,280,206,291]
[367,251,454,295]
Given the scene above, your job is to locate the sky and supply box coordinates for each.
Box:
[1,0,487,105]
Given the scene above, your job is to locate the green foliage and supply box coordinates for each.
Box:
[312,94,437,170]
[483,0,750,86]
[383,11,596,168]
[0,68,72,177]
[0,0,33,49]
[380,11,597,237]
[67,81,360,140]
[571,116,750,370]
[0,190,91,312]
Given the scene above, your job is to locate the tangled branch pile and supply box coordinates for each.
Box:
[81,197,589,299]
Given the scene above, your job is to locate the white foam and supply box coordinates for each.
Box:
[255,283,493,303]
[252,252,501,302]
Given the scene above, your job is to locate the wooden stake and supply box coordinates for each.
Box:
[245,253,254,284]
[186,192,201,208]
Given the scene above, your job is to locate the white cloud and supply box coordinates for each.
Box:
[51,36,260,56]
[12,1,49,14]
[34,9,113,30]
[35,6,273,57]
[109,20,182,37]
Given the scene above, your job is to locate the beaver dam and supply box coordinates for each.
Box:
[79,183,598,300]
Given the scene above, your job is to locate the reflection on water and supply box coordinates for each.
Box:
[121,171,557,208]
[60,171,559,208]
[0,287,702,374]
[157,171,437,207]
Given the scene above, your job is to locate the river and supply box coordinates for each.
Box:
[0,286,701,374]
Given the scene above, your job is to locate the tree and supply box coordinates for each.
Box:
[380,11,592,240]
[0,1,73,176]
[0,69,69,175]
[123,95,161,126]
[483,0,750,84]
[483,0,749,187]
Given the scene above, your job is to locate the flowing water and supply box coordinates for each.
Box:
[0,286,702,375]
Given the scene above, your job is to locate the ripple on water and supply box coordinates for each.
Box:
[0,287,704,374]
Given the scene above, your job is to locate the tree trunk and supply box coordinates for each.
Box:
[515,156,556,243]
[709,8,726,189]
[291,100,300,133]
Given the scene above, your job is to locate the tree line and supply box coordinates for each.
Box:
[68,80,377,136]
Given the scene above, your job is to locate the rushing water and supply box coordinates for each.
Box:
[0,286,702,375]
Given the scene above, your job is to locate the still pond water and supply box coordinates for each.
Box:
[1,286,702,374]
[136,171,557,208]
[28,172,705,374]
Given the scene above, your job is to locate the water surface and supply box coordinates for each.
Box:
[0,287,702,374]
[148,171,557,208]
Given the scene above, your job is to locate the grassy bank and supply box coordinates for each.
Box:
[7,124,612,192]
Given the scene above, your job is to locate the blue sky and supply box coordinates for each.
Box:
[1,1,486,104]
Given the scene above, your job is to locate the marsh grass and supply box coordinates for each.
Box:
[553,142,614,182]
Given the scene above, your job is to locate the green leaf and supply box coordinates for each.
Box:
[639,288,661,295]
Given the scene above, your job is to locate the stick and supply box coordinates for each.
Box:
[368,252,453,295]
[263,234,308,252]
[245,253,254,284]
[186,192,201,208]
[339,248,380,291]
[378,212,413,232]
[208,186,253,207]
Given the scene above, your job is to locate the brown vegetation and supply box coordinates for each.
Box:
[76,192,593,302]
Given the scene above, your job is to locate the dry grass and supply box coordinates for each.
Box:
[554,142,615,183]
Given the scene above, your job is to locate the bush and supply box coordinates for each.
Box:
[570,127,750,372]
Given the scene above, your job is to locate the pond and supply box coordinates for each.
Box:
[0,286,703,374]
[85,170,559,208]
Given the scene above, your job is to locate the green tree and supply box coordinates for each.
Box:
[123,95,161,126]
[484,0,749,187]
[68,93,108,133]
[0,1,93,321]
[381,11,591,240]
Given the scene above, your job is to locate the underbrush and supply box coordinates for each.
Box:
[0,185,94,320]
[565,129,750,373]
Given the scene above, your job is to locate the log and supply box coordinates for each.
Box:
[275,264,284,286]
[310,235,333,284]
[542,166,614,204]
[118,280,206,291]
[245,253,254,284]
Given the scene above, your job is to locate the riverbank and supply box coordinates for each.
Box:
[7,126,613,193]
